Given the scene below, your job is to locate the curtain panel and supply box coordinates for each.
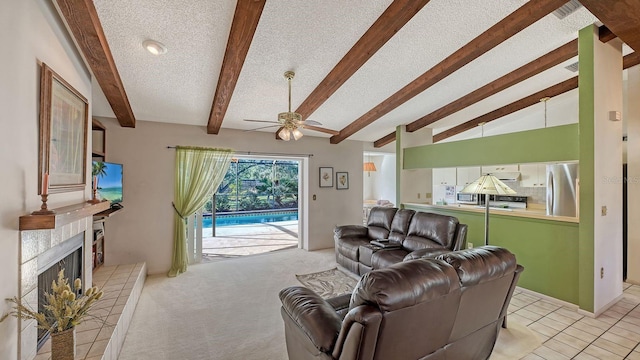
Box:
[169,146,233,277]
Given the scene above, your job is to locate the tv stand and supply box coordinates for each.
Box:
[93,204,123,269]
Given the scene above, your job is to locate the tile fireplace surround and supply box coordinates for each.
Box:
[19,214,94,360]
[19,202,147,360]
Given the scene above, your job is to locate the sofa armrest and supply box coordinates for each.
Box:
[334,225,368,239]
[404,248,452,261]
[453,224,468,251]
[279,286,343,352]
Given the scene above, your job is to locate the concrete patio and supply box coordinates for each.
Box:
[202,220,299,261]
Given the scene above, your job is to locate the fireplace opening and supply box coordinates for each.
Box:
[36,234,84,350]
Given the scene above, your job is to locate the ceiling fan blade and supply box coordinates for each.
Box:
[244,124,281,132]
[303,125,339,135]
[243,119,280,124]
[300,119,323,126]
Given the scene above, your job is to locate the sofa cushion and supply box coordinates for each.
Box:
[349,258,460,312]
[388,209,415,243]
[336,237,370,262]
[370,249,409,269]
[403,212,460,252]
[366,207,398,240]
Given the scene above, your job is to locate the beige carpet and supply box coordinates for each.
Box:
[119,248,540,360]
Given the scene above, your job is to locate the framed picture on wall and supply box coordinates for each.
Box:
[336,172,349,190]
[38,63,88,194]
[319,167,333,187]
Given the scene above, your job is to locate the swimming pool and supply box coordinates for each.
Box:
[203,211,298,227]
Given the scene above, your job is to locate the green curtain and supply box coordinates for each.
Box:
[168,146,233,277]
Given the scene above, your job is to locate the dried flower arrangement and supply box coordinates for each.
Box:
[5,270,103,333]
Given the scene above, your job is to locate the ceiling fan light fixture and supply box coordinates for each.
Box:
[292,128,304,140]
[278,129,291,141]
[142,39,167,55]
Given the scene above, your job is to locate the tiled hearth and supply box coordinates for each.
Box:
[34,263,146,360]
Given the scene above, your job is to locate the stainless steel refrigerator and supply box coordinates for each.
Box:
[546,163,579,217]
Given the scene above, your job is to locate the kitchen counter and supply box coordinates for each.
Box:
[403,202,579,223]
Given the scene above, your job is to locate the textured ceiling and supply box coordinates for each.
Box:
[91,0,602,143]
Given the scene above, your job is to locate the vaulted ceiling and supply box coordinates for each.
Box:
[60,0,640,146]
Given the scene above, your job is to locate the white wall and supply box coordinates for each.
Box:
[98,118,366,274]
[399,126,433,204]
[0,0,92,358]
[363,153,396,204]
[591,37,624,312]
[437,88,579,142]
[626,66,640,283]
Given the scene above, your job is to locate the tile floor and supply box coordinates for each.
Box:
[512,283,640,359]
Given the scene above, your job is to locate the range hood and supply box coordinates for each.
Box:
[493,172,521,181]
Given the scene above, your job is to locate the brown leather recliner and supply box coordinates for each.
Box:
[279,246,523,360]
[334,207,468,275]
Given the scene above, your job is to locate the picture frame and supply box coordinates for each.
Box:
[319,167,333,188]
[39,63,89,194]
[336,172,349,190]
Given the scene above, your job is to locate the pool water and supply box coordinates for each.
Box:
[203,212,298,227]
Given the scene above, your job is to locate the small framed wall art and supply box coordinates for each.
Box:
[319,167,333,188]
[336,172,349,190]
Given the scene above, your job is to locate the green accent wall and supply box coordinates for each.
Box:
[404,124,579,169]
[405,205,580,304]
[578,25,596,312]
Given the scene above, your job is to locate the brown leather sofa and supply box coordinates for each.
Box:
[279,246,524,360]
[334,207,468,275]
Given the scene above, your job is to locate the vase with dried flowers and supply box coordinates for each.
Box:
[4,270,103,360]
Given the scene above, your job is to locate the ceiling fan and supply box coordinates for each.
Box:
[243,71,338,141]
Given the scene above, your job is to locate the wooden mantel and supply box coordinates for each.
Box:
[19,201,110,231]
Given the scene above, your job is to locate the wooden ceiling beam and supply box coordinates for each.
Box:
[373,38,579,147]
[330,0,569,144]
[433,78,578,143]
[207,0,266,134]
[303,125,339,136]
[373,132,397,148]
[293,0,431,122]
[406,39,577,132]
[599,26,617,43]
[432,51,640,143]
[580,0,640,52]
[54,0,135,127]
[624,51,640,69]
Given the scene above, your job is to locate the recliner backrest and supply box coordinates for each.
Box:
[437,246,519,359]
[366,207,398,240]
[342,259,462,360]
[403,212,460,252]
[387,209,415,243]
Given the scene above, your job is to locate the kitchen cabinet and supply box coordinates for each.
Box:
[519,163,547,187]
[456,166,481,186]
[481,164,519,174]
[433,168,457,186]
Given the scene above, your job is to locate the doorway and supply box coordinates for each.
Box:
[187,156,305,262]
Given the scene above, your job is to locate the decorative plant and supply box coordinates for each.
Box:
[6,270,103,333]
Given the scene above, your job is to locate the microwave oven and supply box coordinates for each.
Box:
[456,193,479,205]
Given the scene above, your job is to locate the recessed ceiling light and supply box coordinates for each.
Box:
[142,39,167,55]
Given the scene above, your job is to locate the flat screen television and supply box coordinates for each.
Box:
[92,161,123,204]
